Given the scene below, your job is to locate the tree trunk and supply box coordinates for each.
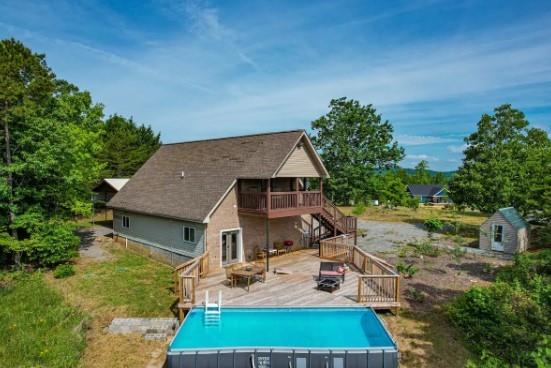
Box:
[3,113,17,239]
[3,112,20,266]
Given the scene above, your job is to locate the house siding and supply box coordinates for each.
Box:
[206,186,307,271]
[479,212,518,254]
[113,209,205,265]
[276,142,322,178]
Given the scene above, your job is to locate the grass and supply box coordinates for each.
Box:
[0,272,87,368]
[54,245,176,317]
[46,241,177,367]
[383,309,473,368]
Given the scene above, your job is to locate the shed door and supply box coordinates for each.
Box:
[491,224,504,251]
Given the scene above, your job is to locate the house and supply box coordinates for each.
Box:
[479,207,529,254]
[107,130,356,270]
[406,184,451,204]
[92,178,129,203]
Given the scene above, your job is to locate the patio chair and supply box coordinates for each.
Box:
[319,261,346,283]
[273,241,286,255]
[224,264,236,287]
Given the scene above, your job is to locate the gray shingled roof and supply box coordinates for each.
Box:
[498,207,527,230]
[407,184,445,197]
[107,130,311,223]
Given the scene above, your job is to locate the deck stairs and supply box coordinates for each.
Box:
[311,196,357,245]
[203,290,222,326]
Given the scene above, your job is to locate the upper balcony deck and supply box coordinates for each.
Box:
[236,178,322,218]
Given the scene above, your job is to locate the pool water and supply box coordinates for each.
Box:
[170,307,395,350]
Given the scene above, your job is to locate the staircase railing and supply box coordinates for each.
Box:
[319,235,400,311]
[174,251,210,320]
[320,196,358,238]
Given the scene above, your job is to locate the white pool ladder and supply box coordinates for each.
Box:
[204,290,222,325]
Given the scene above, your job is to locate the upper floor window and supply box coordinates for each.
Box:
[122,216,130,228]
[183,226,195,242]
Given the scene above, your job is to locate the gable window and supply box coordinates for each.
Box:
[183,226,196,243]
[122,216,130,228]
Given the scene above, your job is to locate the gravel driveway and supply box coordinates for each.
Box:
[356,219,441,253]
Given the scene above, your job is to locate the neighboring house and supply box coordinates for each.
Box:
[479,207,529,254]
[406,184,451,204]
[107,130,355,269]
[92,178,129,203]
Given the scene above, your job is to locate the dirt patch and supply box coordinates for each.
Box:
[378,250,510,367]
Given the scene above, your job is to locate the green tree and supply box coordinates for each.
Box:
[411,160,431,184]
[449,104,550,218]
[0,38,56,237]
[99,114,161,178]
[0,39,104,265]
[310,98,404,204]
[375,171,408,208]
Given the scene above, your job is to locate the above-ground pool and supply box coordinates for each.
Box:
[168,307,398,368]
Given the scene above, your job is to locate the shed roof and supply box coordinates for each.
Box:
[93,178,129,192]
[107,130,327,223]
[497,207,527,230]
[407,184,445,197]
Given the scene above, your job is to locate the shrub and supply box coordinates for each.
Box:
[406,197,419,210]
[410,240,441,257]
[424,217,443,233]
[396,262,419,278]
[26,221,80,267]
[0,221,80,268]
[448,249,551,367]
[53,264,75,278]
[406,288,425,303]
[448,245,467,262]
[351,202,367,216]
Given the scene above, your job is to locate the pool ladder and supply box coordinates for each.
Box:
[204,290,222,326]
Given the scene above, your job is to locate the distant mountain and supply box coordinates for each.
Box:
[401,168,456,179]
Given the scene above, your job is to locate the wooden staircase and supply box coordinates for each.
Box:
[311,196,357,245]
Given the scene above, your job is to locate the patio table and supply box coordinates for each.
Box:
[231,264,266,292]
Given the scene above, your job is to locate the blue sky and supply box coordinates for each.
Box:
[1,0,550,171]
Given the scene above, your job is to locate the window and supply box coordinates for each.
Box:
[183,226,195,242]
[333,358,344,368]
[494,225,503,242]
[122,216,130,228]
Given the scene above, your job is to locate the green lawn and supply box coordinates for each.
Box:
[0,272,87,368]
[70,246,176,316]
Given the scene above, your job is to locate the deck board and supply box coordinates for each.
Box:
[194,249,365,307]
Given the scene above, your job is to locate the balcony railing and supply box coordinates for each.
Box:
[238,191,322,215]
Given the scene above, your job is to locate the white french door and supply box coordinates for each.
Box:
[221,229,241,265]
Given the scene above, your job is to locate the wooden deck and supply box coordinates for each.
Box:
[193,249,370,307]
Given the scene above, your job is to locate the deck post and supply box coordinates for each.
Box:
[265,217,270,272]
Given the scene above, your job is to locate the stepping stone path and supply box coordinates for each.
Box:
[107,318,179,341]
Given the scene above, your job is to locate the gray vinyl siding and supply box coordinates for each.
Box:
[479,212,518,254]
[113,210,205,258]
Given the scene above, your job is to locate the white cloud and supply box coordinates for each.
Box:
[396,134,457,146]
[406,154,440,162]
[447,144,468,153]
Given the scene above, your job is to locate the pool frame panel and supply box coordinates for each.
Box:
[167,306,399,368]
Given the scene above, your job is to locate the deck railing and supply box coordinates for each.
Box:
[238,191,322,214]
[174,251,209,319]
[320,235,400,310]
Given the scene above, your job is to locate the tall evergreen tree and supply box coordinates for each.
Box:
[99,114,161,178]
